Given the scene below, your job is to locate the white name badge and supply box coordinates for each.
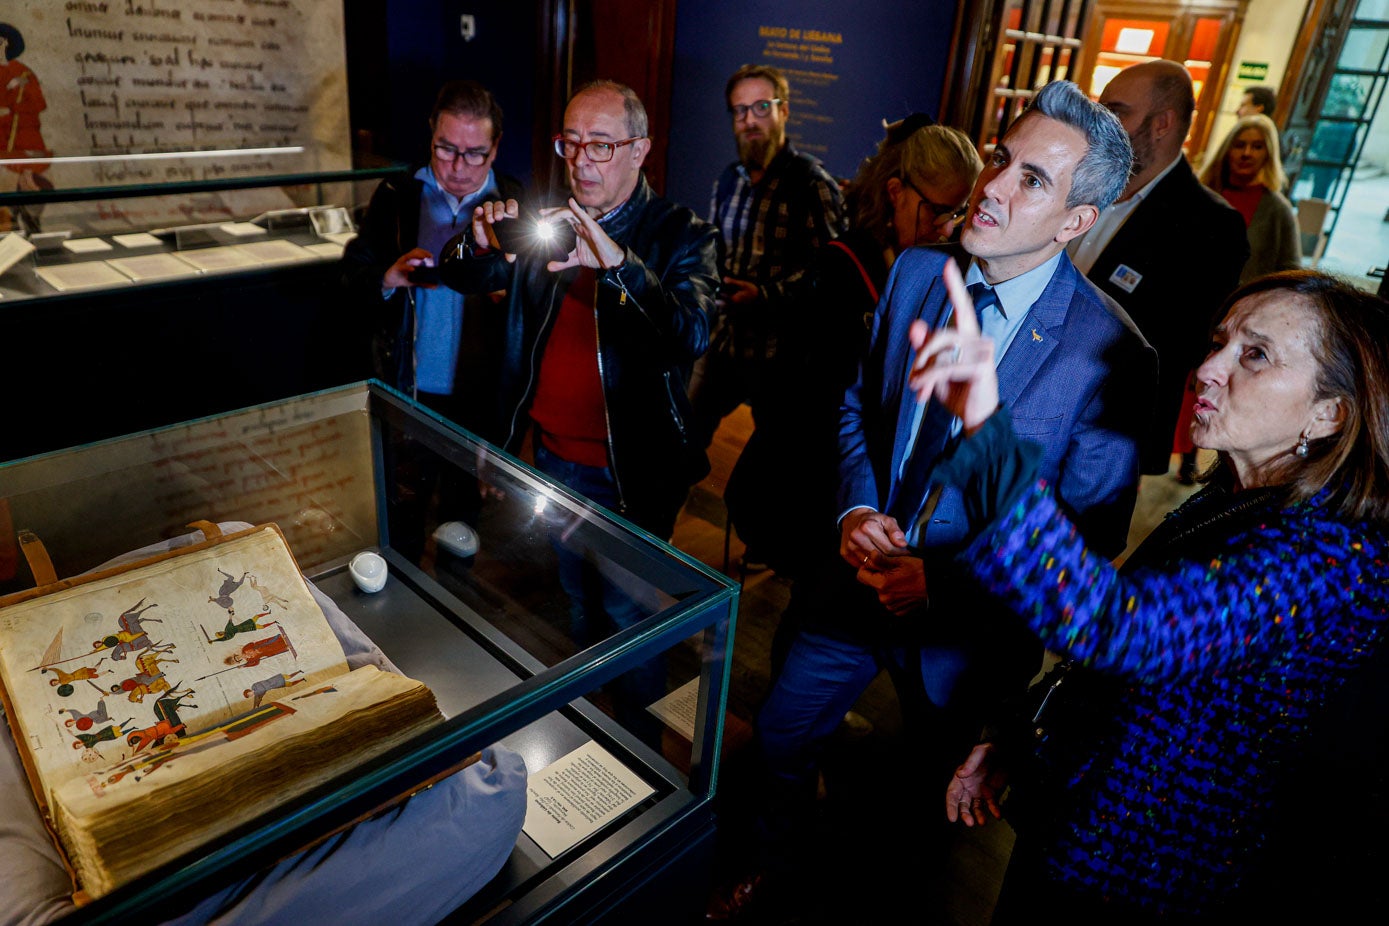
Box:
[1109,263,1142,293]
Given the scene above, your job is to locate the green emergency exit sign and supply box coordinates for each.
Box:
[1238,61,1269,80]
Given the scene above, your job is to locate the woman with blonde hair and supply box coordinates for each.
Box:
[846,116,983,252]
[1200,113,1301,283]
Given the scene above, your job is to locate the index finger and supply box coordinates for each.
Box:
[567,197,602,231]
[537,204,575,224]
[942,259,981,338]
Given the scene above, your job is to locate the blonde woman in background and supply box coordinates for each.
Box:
[1200,113,1302,283]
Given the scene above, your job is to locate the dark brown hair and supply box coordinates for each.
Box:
[430,80,503,141]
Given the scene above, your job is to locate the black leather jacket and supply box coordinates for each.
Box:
[339,169,524,439]
[439,175,720,534]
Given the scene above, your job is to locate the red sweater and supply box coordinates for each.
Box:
[529,268,610,467]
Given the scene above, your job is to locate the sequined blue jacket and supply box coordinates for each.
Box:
[962,429,1389,916]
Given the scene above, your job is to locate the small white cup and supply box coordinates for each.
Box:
[349,551,388,593]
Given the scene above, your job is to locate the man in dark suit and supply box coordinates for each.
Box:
[1069,59,1249,477]
[708,80,1156,921]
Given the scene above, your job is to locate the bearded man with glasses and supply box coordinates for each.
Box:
[342,79,522,441]
[687,64,845,463]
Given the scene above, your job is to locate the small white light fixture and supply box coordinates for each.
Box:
[1114,28,1155,56]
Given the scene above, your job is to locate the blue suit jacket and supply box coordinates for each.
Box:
[838,246,1156,563]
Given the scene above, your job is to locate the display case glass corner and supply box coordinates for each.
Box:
[0,380,739,924]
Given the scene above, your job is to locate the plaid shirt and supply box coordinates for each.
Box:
[709,144,844,359]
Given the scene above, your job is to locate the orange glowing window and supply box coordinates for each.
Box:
[1189,18,1222,63]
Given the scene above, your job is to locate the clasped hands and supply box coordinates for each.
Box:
[471,198,625,273]
[838,509,925,616]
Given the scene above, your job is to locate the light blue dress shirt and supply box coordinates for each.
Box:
[891,251,1064,542]
[411,166,499,395]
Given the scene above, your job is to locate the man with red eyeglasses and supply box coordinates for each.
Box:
[687,64,845,460]
[444,79,719,543]
[441,80,718,745]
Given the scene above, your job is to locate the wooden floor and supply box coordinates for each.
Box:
[667,403,1207,925]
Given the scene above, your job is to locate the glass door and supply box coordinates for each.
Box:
[1291,4,1389,249]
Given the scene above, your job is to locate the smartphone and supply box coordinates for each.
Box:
[407,263,441,285]
[491,208,577,261]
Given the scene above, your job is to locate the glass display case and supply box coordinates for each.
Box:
[0,381,740,924]
[0,167,402,304]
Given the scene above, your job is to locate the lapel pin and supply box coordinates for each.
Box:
[1032,328,1043,342]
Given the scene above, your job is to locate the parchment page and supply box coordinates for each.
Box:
[0,526,348,804]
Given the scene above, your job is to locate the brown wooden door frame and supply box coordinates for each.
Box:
[1070,0,1246,156]
[1279,0,1360,188]
[940,0,1096,149]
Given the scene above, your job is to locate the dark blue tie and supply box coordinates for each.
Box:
[888,283,1000,535]
[967,281,1000,325]
[886,281,1000,538]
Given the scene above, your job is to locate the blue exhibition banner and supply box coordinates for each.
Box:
[665,0,957,215]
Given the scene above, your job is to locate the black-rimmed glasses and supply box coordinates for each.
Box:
[552,135,643,162]
[432,142,494,167]
[902,175,968,221]
[729,98,782,120]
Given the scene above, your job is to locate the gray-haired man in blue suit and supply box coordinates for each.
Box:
[718,80,1158,917]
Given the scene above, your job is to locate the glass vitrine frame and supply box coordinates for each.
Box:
[0,380,739,924]
[0,165,406,304]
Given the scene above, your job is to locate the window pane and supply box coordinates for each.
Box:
[1353,0,1389,23]
[1309,119,1363,163]
[1322,73,1374,117]
[1337,26,1389,72]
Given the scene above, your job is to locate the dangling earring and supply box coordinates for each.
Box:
[1295,432,1310,458]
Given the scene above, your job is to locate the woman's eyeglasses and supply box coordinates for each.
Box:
[902,175,968,221]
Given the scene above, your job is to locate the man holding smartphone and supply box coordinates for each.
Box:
[341,79,523,439]
[441,80,718,746]
[442,79,719,542]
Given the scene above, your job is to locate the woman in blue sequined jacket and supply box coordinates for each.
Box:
[907,266,1389,923]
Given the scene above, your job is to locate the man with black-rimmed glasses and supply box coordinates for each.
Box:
[341,79,522,440]
[687,64,845,460]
